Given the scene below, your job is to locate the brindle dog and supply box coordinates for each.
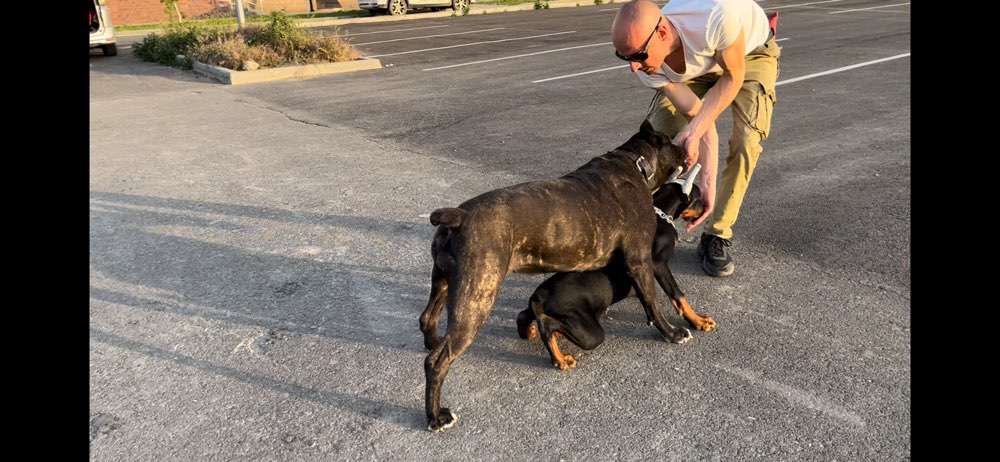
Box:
[420,121,693,432]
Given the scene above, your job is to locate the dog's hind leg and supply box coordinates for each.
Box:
[420,264,449,351]
[653,265,716,332]
[425,272,501,432]
[626,253,692,344]
[516,308,538,341]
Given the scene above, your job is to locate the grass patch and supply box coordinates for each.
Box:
[134,12,359,71]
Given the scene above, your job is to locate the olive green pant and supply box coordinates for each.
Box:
[646,36,781,240]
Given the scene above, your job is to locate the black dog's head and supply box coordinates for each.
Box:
[615,120,688,190]
[652,166,704,223]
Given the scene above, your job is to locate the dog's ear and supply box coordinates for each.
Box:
[639,119,655,135]
[689,184,702,202]
[639,119,670,148]
[639,120,666,143]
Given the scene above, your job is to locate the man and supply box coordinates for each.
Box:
[612,0,780,277]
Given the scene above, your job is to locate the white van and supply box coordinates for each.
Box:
[358,0,470,17]
[89,0,117,56]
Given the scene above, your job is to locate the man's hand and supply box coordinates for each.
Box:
[686,170,714,232]
[673,125,701,169]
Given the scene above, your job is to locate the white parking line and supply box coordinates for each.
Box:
[423,42,610,71]
[367,31,577,58]
[775,53,910,85]
[532,50,907,85]
[766,0,845,10]
[532,65,628,83]
[353,28,506,46]
[829,3,909,14]
[331,25,449,38]
[530,38,789,82]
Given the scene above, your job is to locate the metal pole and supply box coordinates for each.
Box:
[234,0,247,30]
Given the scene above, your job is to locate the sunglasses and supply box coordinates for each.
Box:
[615,17,662,62]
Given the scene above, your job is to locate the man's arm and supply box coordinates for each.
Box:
[658,81,702,119]
[687,123,717,231]
[657,82,719,230]
[673,30,746,166]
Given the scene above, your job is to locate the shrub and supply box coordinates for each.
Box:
[134,12,359,70]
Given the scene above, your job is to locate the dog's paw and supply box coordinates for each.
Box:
[693,315,717,332]
[553,354,577,371]
[665,328,693,344]
[427,408,459,432]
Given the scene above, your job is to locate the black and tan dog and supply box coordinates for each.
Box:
[515,166,716,371]
[420,121,694,432]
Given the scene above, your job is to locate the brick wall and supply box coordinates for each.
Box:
[315,0,359,10]
[258,0,311,13]
[334,0,359,10]
[105,0,312,26]
[106,0,225,25]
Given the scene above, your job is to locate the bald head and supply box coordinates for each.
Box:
[611,0,664,54]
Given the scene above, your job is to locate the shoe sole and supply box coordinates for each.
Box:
[702,259,735,277]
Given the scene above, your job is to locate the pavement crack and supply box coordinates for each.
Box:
[235,98,331,129]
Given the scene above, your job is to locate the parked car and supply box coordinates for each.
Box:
[89,0,117,56]
[358,0,470,17]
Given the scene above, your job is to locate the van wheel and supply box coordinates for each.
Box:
[388,0,407,15]
[102,44,118,56]
[452,0,469,11]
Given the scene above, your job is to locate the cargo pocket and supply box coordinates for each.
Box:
[732,81,775,140]
[754,83,776,140]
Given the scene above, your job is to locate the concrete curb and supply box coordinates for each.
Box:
[115,1,607,37]
[192,58,382,85]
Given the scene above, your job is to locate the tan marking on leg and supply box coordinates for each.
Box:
[526,323,539,341]
[547,331,577,370]
[675,296,717,332]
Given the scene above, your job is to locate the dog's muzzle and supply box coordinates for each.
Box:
[663,164,701,195]
[654,164,702,226]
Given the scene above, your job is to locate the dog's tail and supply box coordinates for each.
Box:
[429,208,466,228]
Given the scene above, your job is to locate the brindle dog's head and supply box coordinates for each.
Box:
[615,120,688,191]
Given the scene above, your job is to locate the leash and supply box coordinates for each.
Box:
[653,206,675,226]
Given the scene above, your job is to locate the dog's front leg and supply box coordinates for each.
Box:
[653,265,717,332]
[627,254,692,344]
[529,299,577,371]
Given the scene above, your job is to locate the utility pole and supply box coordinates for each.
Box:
[234,0,247,30]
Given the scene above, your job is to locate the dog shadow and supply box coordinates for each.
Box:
[90,192,565,430]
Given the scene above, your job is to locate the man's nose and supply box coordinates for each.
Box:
[629,61,641,73]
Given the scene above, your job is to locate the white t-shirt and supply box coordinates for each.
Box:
[636,0,770,88]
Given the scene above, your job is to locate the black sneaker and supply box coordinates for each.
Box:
[698,234,735,277]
